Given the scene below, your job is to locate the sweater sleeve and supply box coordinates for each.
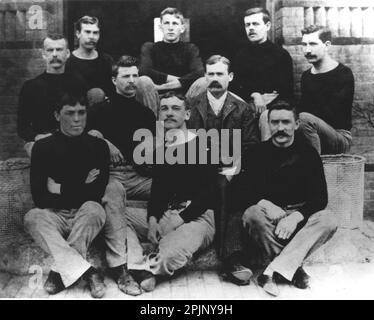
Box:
[139,42,169,84]
[30,141,62,208]
[178,43,205,90]
[297,148,328,219]
[276,50,294,100]
[17,81,37,142]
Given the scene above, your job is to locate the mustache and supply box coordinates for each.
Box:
[273,131,290,138]
[50,58,62,63]
[126,84,136,89]
[165,116,176,122]
[208,81,222,88]
[305,53,316,59]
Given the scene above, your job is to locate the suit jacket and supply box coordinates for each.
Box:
[187,91,260,157]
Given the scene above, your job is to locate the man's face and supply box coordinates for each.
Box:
[159,96,190,130]
[269,109,299,148]
[244,13,270,44]
[42,38,70,70]
[160,14,185,43]
[55,103,87,137]
[76,23,100,50]
[301,31,329,65]
[205,62,233,96]
[112,66,139,97]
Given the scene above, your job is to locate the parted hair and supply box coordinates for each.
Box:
[244,7,271,23]
[205,55,231,73]
[160,7,184,23]
[112,55,139,78]
[301,25,332,42]
[43,33,68,47]
[75,15,100,32]
[267,99,299,120]
[160,91,190,110]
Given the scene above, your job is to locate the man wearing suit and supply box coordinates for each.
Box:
[187,55,260,283]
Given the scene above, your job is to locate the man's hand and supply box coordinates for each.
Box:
[105,139,124,166]
[147,216,161,245]
[251,92,266,114]
[166,75,180,83]
[35,133,52,141]
[159,213,184,236]
[88,129,104,139]
[258,199,286,223]
[47,177,61,194]
[275,212,304,240]
[85,168,100,184]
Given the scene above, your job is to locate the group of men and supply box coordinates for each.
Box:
[18,6,353,298]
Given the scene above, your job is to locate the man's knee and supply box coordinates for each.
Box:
[87,88,106,107]
[102,179,126,204]
[299,112,318,131]
[137,76,156,91]
[316,210,338,235]
[24,208,49,231]
[243,205,267,227]
[80,201,106,226]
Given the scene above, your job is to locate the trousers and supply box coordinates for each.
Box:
[24,201,106,287]
[126,208,215,276]
[243,202,337,281]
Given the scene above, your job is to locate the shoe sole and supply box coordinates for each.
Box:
[140,277,156,292]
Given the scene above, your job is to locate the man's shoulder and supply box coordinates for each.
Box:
[22,72,47,88]
[226,92,250,109]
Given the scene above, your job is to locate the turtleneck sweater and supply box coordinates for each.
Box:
[30,131,109,210]
[139,41,204,92]
[88,93,156,163]
[231,40,294,102]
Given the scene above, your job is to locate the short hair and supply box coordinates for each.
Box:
[244,7,271,24]
[205,55,231,73]
[301,25,332,42]
[43,33,68,48]
[112,55,139,78]
[159,91,190,110]
[267,100,299,121]
[75,15,100,32]
[160,7,184,24]
[55,90,88,113]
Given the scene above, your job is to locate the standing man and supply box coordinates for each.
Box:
[139,7,205,98]
[24,91,109,298]
[17,34,87,157]
[124,92,216,295]
[232,7,294,140]
[227,100,337,296]
[298,25,354,154]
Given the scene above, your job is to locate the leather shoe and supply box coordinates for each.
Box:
[133,270,156,292]
[223,252,252,285]
[116,267,142,296]
[84,267,106,299]
[44,270,65,295]
[257,273,279,297]
[292,267,310,289]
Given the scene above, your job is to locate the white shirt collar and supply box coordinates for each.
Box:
[207,91,228,116]
[165,129,197,147]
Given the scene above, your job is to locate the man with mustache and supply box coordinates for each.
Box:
[139,7,204,99]
[227,100,337,296]
[124,91,216,295]
[231,7,294,141]
[298,25,354,154]
[87,55,156,295]
[187,55,259,283]
[17,33,87,157]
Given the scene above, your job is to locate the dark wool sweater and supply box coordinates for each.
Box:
[66,52,115,98]
[30,131,109,210]
[231,40,294,102]
[298,63,354,130]
[88,94,156,163]
[234,138,327,222]
[147,136,217,223]
[139,41,204,92]
[17,72,87,142]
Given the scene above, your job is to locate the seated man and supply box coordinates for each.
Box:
[17,33,87,157]
[24,90,109,298]
[124,92,216,295]
[298,25,354,154]
[227,100,337,296]
[139,7,204,101]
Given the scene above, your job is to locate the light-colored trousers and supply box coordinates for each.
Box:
[244,202,337,281]
[24,201,106,287]
[126,208,215,276]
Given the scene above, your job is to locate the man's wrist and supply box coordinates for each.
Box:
[286,211,304,224]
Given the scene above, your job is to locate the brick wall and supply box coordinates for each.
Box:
[0,0,63,160]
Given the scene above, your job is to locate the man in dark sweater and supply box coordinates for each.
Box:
[139,7,204,99]
[17,33,87,157]
[231,7,294,141]
[24,91,110,298]
[298,25,354,154]
[65,16,115,104]
[122,92,216,295]
[227,100,337,297]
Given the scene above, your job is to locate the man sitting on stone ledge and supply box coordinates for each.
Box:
[297,25,354,154]
[23,90,110,298]
[123,92,217,295]
[226,100,337,297]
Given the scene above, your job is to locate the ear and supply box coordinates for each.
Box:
[66,48,71,59]
[75,30,80,39]
[324,40,331,48]
[112,76,117,86]
[228,72,234,82]
[185,109,191,121]
[54,111,60,122]
[265,21,271,32]
[180,24,186,34]
[295,118,300,130]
